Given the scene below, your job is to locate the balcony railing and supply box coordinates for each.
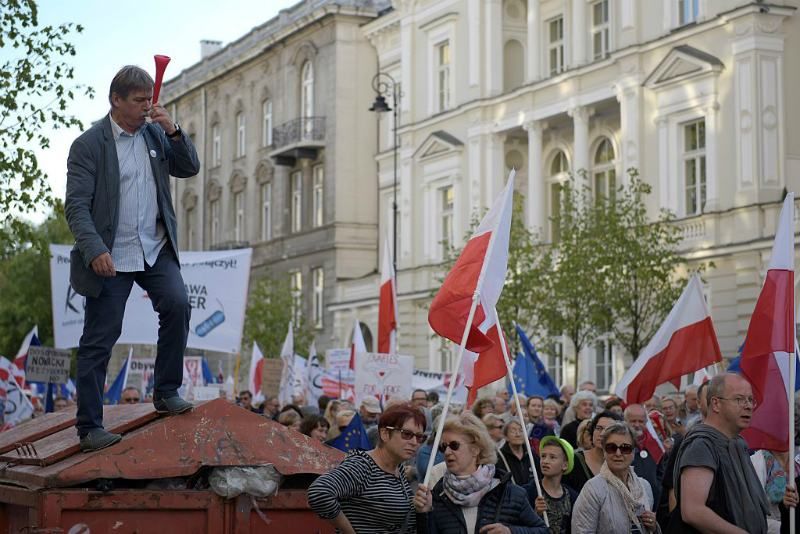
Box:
[272,116,325,150]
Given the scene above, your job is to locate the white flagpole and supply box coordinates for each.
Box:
[423,292,480,487]
[495,310,549,527]
[791,341,797,532]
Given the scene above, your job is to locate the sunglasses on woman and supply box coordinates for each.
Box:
[385,426,426,444]
[604,442,634,455]
[438,440,463,453]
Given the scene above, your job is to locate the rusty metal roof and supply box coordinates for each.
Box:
[0,399,343,489]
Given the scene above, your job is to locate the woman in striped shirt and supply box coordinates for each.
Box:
[308,403,426,533]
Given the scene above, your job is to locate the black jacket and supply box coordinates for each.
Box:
[495,442,540,486]
[418,472,548,534]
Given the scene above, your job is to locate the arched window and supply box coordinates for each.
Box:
[548,150,569,242]
[592,137,616,203]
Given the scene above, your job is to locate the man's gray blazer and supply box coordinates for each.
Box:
[65,115,200,298]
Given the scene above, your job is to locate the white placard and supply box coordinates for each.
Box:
[49,245,252,353]
[325,348,351,372]
[354,352,414,406]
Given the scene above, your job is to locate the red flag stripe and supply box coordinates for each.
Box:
[466,324,508,406]
[741,269,795,380]
[742,353,792,451]
[429,232,493,353]
[378,279,396,354]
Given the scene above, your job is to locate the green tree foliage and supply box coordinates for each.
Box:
[529,175,608,384]
[0,0,93,247]
[0,202,73,356]
[243,274,314,360]
[595,172,688,361]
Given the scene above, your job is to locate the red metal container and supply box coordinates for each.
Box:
[0,399,341,533]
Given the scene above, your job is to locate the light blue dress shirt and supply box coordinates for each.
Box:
[109,114,167,272]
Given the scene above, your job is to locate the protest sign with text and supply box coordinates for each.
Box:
[49,245,252,353]
[26,346,71,384]
[354,352,413,406]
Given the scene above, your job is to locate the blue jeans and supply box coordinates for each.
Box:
[75,245,190,436]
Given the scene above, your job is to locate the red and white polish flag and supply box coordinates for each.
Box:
[248,341,265,404]
[740,193,795,452]
[378,238,398,355]
[428,171,515,403]
[616,273,722,404]
[349,317,367,370]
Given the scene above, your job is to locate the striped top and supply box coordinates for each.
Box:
[308,449,415,533]
[109,114,166,272]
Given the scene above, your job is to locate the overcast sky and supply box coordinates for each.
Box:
[26,0,298,222]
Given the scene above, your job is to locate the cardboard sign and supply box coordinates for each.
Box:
[260,359,284,399]
[26,346,71,384]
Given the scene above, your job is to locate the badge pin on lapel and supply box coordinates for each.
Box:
[149,149,157,158]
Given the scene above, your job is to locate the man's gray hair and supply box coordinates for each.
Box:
[570,389,597,409]
[109,65,154,105]
[706,372,736,402]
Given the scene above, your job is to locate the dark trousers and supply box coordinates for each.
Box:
[75,245,190,436]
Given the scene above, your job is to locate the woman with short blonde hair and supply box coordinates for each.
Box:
[414,413,547,533]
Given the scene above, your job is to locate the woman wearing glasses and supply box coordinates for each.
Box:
[563,411,622,493]
[308,403,426,533]
[413,415,547,533]
[572,422,659,533]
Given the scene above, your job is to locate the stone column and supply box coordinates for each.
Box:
[615,79,642,184]
[523,120,545,233]
[485,0,503,96]
[568,106,593,189]
[526,0,540,82]
[571,0,587,67]
[485,133,507,204]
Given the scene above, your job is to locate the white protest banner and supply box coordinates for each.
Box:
[26,346,71,384]
[412,369,448,392]
[354,353,414,406]
[325,348,351,372]
[49,245,252,353]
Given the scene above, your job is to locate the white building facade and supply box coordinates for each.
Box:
[340,0,800,392]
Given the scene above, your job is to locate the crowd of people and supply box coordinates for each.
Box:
[228,373,798,534]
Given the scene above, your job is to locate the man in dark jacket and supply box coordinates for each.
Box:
[65,65,200,452]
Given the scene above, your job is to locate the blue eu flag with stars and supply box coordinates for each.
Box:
[327,412,373,452]
[508,324,560,398]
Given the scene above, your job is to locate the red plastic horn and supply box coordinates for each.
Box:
[152,54,171,105]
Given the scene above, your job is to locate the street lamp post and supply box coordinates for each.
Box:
[369,72,399,275]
